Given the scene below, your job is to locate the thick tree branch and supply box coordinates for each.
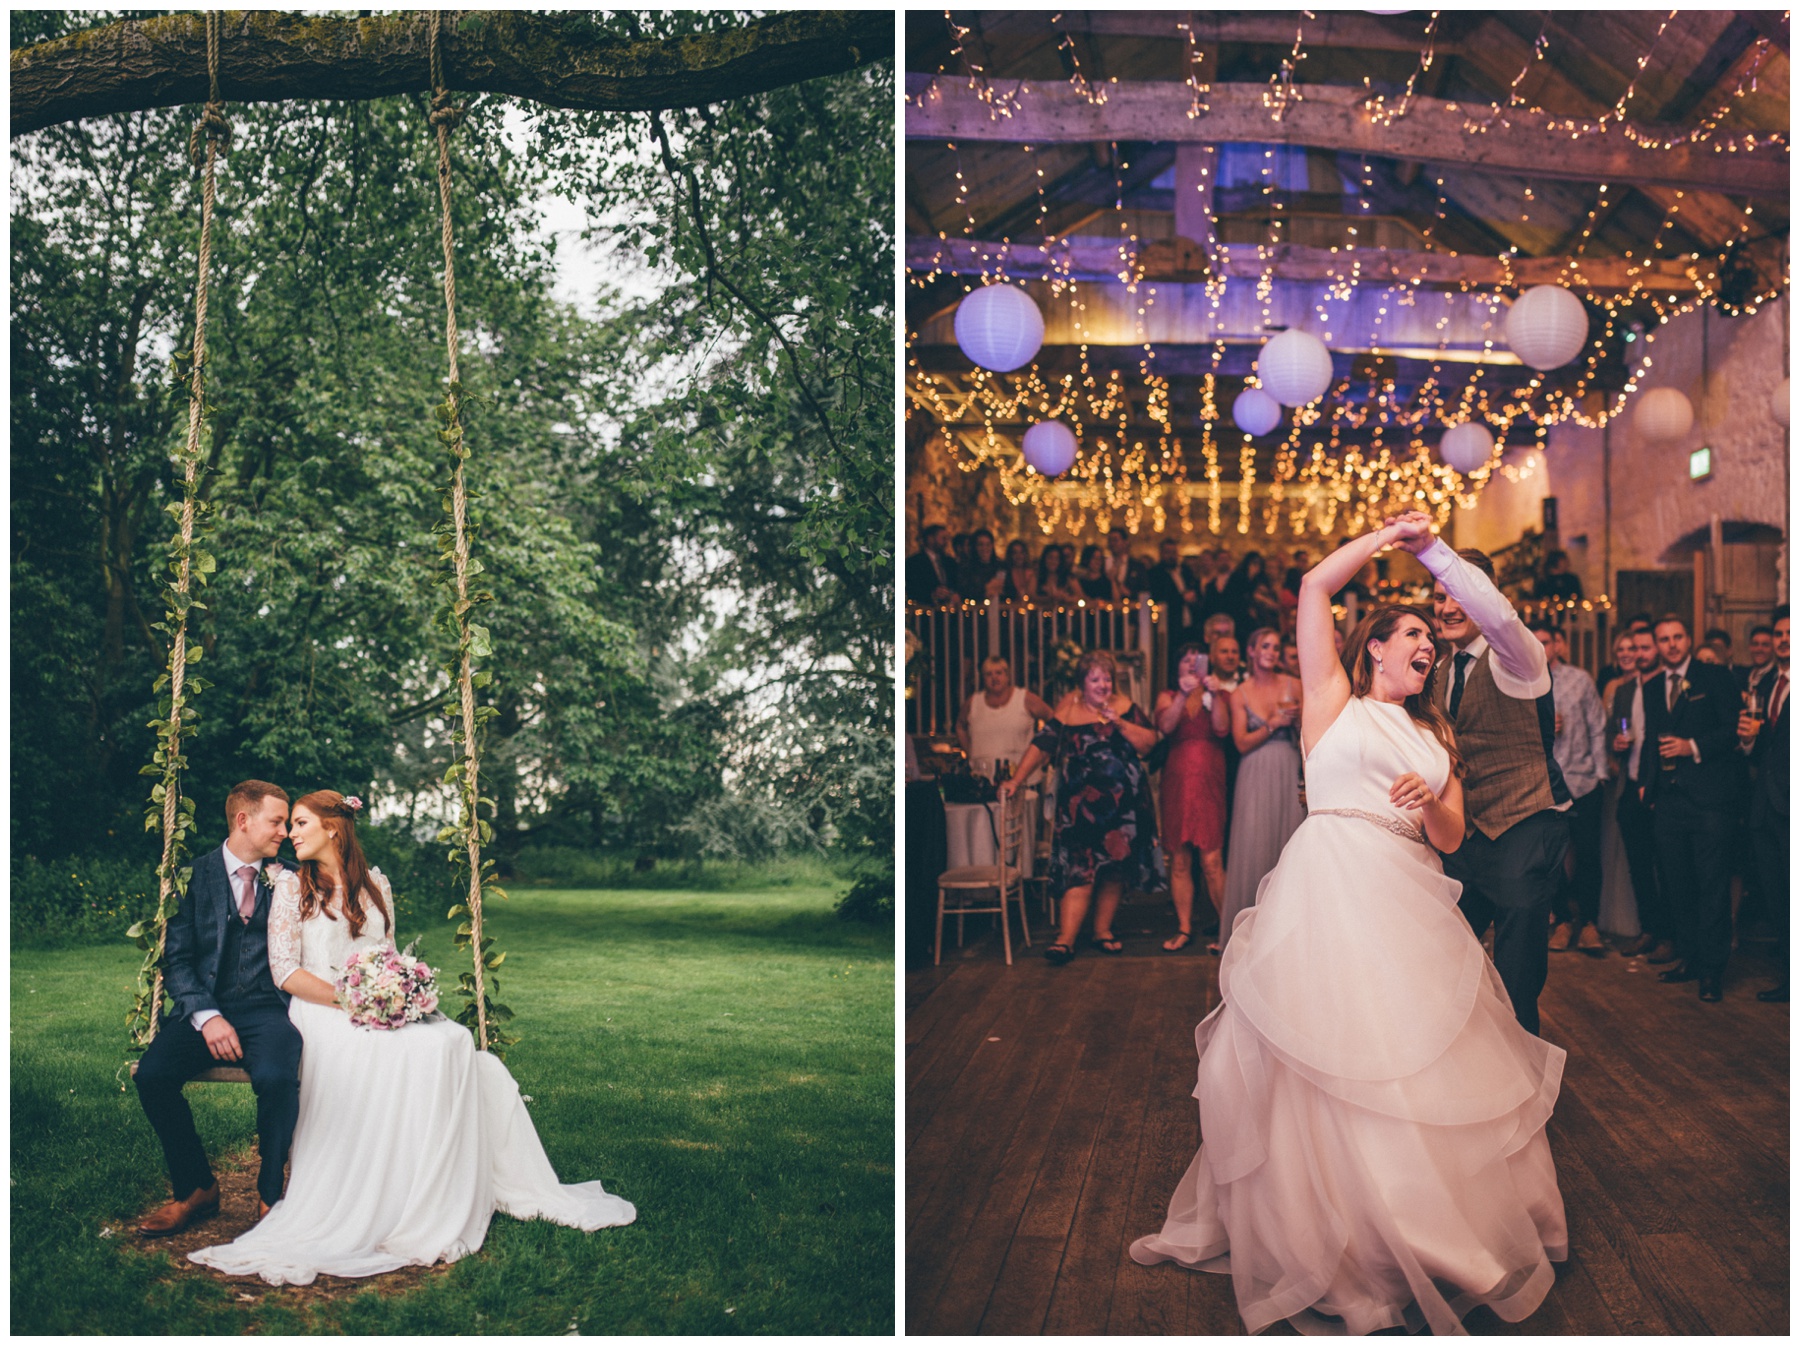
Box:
[12,11,892,137]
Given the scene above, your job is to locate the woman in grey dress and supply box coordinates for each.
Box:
[1216,627,1306,951]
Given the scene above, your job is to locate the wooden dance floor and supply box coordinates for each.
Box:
[905,906,1788,1335]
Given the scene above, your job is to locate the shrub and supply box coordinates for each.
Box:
[11,854,158,947]
[835,872,896,924]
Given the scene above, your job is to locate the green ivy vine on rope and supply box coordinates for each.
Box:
[125,348,217,1051]
[432,379,516,1056]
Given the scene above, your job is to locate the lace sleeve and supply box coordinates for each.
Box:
[371,867,396,943]
[269,871,304,990]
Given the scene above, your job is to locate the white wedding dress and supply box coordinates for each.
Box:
[190,868,635,1284]
[1131,697,1567,1335]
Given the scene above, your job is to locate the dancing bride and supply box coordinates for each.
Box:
[1130,516,1567,1335]
[190,789,635,1284]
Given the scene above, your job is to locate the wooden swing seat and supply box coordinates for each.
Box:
[127,1060,251,1085]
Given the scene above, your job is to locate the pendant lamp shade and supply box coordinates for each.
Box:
[1439,422,1495,474]
[1255,329,1335,406]
[1232,387,1283,437]
[953,283,1045,373]
[1020,420,1079,477]
[1634,386,1694,442]
[1503,285,1588,370]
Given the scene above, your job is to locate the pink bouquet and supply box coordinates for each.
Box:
[336,941,440,1030]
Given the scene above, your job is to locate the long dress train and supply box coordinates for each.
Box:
[1131,697,1567,1335]
[190,869,635,1284]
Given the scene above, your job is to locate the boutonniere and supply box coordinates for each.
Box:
[261,863,284,890]
[1675,675,1692,700]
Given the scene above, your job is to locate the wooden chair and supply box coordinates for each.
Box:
[935,786,1031,966]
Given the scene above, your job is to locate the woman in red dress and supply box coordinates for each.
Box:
[1154,644,1233,951]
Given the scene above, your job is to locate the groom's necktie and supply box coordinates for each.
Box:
[1448,652,1473,719]
[236,865,258,922]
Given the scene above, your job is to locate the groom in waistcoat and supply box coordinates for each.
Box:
[1391,518,1570,1036]
[135,780,302,1235]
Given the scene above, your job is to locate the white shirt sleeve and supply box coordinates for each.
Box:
[190,1009,221,1031]
[268,872,304,991]
[1416,539,1550,699]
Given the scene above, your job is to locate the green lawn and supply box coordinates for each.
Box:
[11,886,894,1334]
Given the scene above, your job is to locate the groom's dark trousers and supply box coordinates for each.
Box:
[135,846,301,1207]
[1444,810,1570,1037]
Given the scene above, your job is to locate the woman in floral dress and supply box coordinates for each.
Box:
[1002,650,1159,963]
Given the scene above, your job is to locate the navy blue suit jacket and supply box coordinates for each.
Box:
[161,845,296,1022]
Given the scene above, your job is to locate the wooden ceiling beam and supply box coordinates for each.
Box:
[906,235,1706,296]
[904,74,1789,197]
[1028,11,1462,56]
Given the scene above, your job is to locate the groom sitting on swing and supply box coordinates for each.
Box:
[136,781,302,1235]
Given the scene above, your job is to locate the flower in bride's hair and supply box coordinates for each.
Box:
[344,795,364,813]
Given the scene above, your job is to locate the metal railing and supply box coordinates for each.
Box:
[905,598,1171,735]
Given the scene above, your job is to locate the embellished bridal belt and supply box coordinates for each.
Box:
[1309,807,1428,847]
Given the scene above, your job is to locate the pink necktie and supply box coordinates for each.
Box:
[236,865,258,921]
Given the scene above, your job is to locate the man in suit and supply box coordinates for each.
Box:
[135,780,302,1234]
[1738,623,1777,700]
[1640,615,1746,1002]
[1392,517,1569,1036]
[1609,627,1671,959]
[1145,538,1199,679]
[905,524,959,604]
[1738,609,1789,1002]
[1102,526,1148,598]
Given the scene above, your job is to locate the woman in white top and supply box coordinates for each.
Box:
[958,656,1053,779]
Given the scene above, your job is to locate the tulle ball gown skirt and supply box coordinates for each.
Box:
[190,999,636,1285]
[1130,812,1568,1335]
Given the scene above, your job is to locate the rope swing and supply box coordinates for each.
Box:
[427,10,506,1054]
[126,11,510,1063]
[130,11,232,1053]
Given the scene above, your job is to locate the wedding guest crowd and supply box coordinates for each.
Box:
[918,521,1786,1001]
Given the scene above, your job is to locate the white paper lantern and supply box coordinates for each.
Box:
[1255,328,1334,406]
[1232,387,1283,436]
[953,283,1044,372]
[1772,378,1790,426]
[1439,422,1495,474]
[1503,284,1588,370]
[1021,420,1078,476]
[1634,386,1694,442]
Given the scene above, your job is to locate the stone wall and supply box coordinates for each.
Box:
[1452,301,1790,599]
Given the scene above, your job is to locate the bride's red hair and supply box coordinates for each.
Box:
[293,789,387,937]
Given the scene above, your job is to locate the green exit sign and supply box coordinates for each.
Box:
[1689,445,1713,480]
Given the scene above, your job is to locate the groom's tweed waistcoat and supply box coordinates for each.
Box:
[216,881,283,1012]
[1454,650,1571,841]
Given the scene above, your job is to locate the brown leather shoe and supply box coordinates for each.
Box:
[1622,932,1655,956]
[139,1181,220,1236]
[257,1199,272,1220]
[1646,940,1680,964]
[1548,922,1574,951]
[1576,923,1606,956]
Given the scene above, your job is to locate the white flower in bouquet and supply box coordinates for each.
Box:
[336,940,440,1030]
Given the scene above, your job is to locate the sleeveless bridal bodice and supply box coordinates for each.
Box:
[1302,695,1451,837]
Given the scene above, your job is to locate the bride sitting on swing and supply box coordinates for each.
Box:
[187,789,635,1284]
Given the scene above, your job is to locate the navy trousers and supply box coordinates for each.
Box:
[1444,809,1570,1037]
[135,1002,302,1206]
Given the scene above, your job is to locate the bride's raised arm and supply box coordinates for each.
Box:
[1295,523,1400,755]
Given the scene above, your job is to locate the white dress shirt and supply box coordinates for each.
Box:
[1548,661,1608,798]
[1416,540,1551,701]
[1658,657,1703,763]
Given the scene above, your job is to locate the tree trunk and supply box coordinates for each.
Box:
[12,10,892,137]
